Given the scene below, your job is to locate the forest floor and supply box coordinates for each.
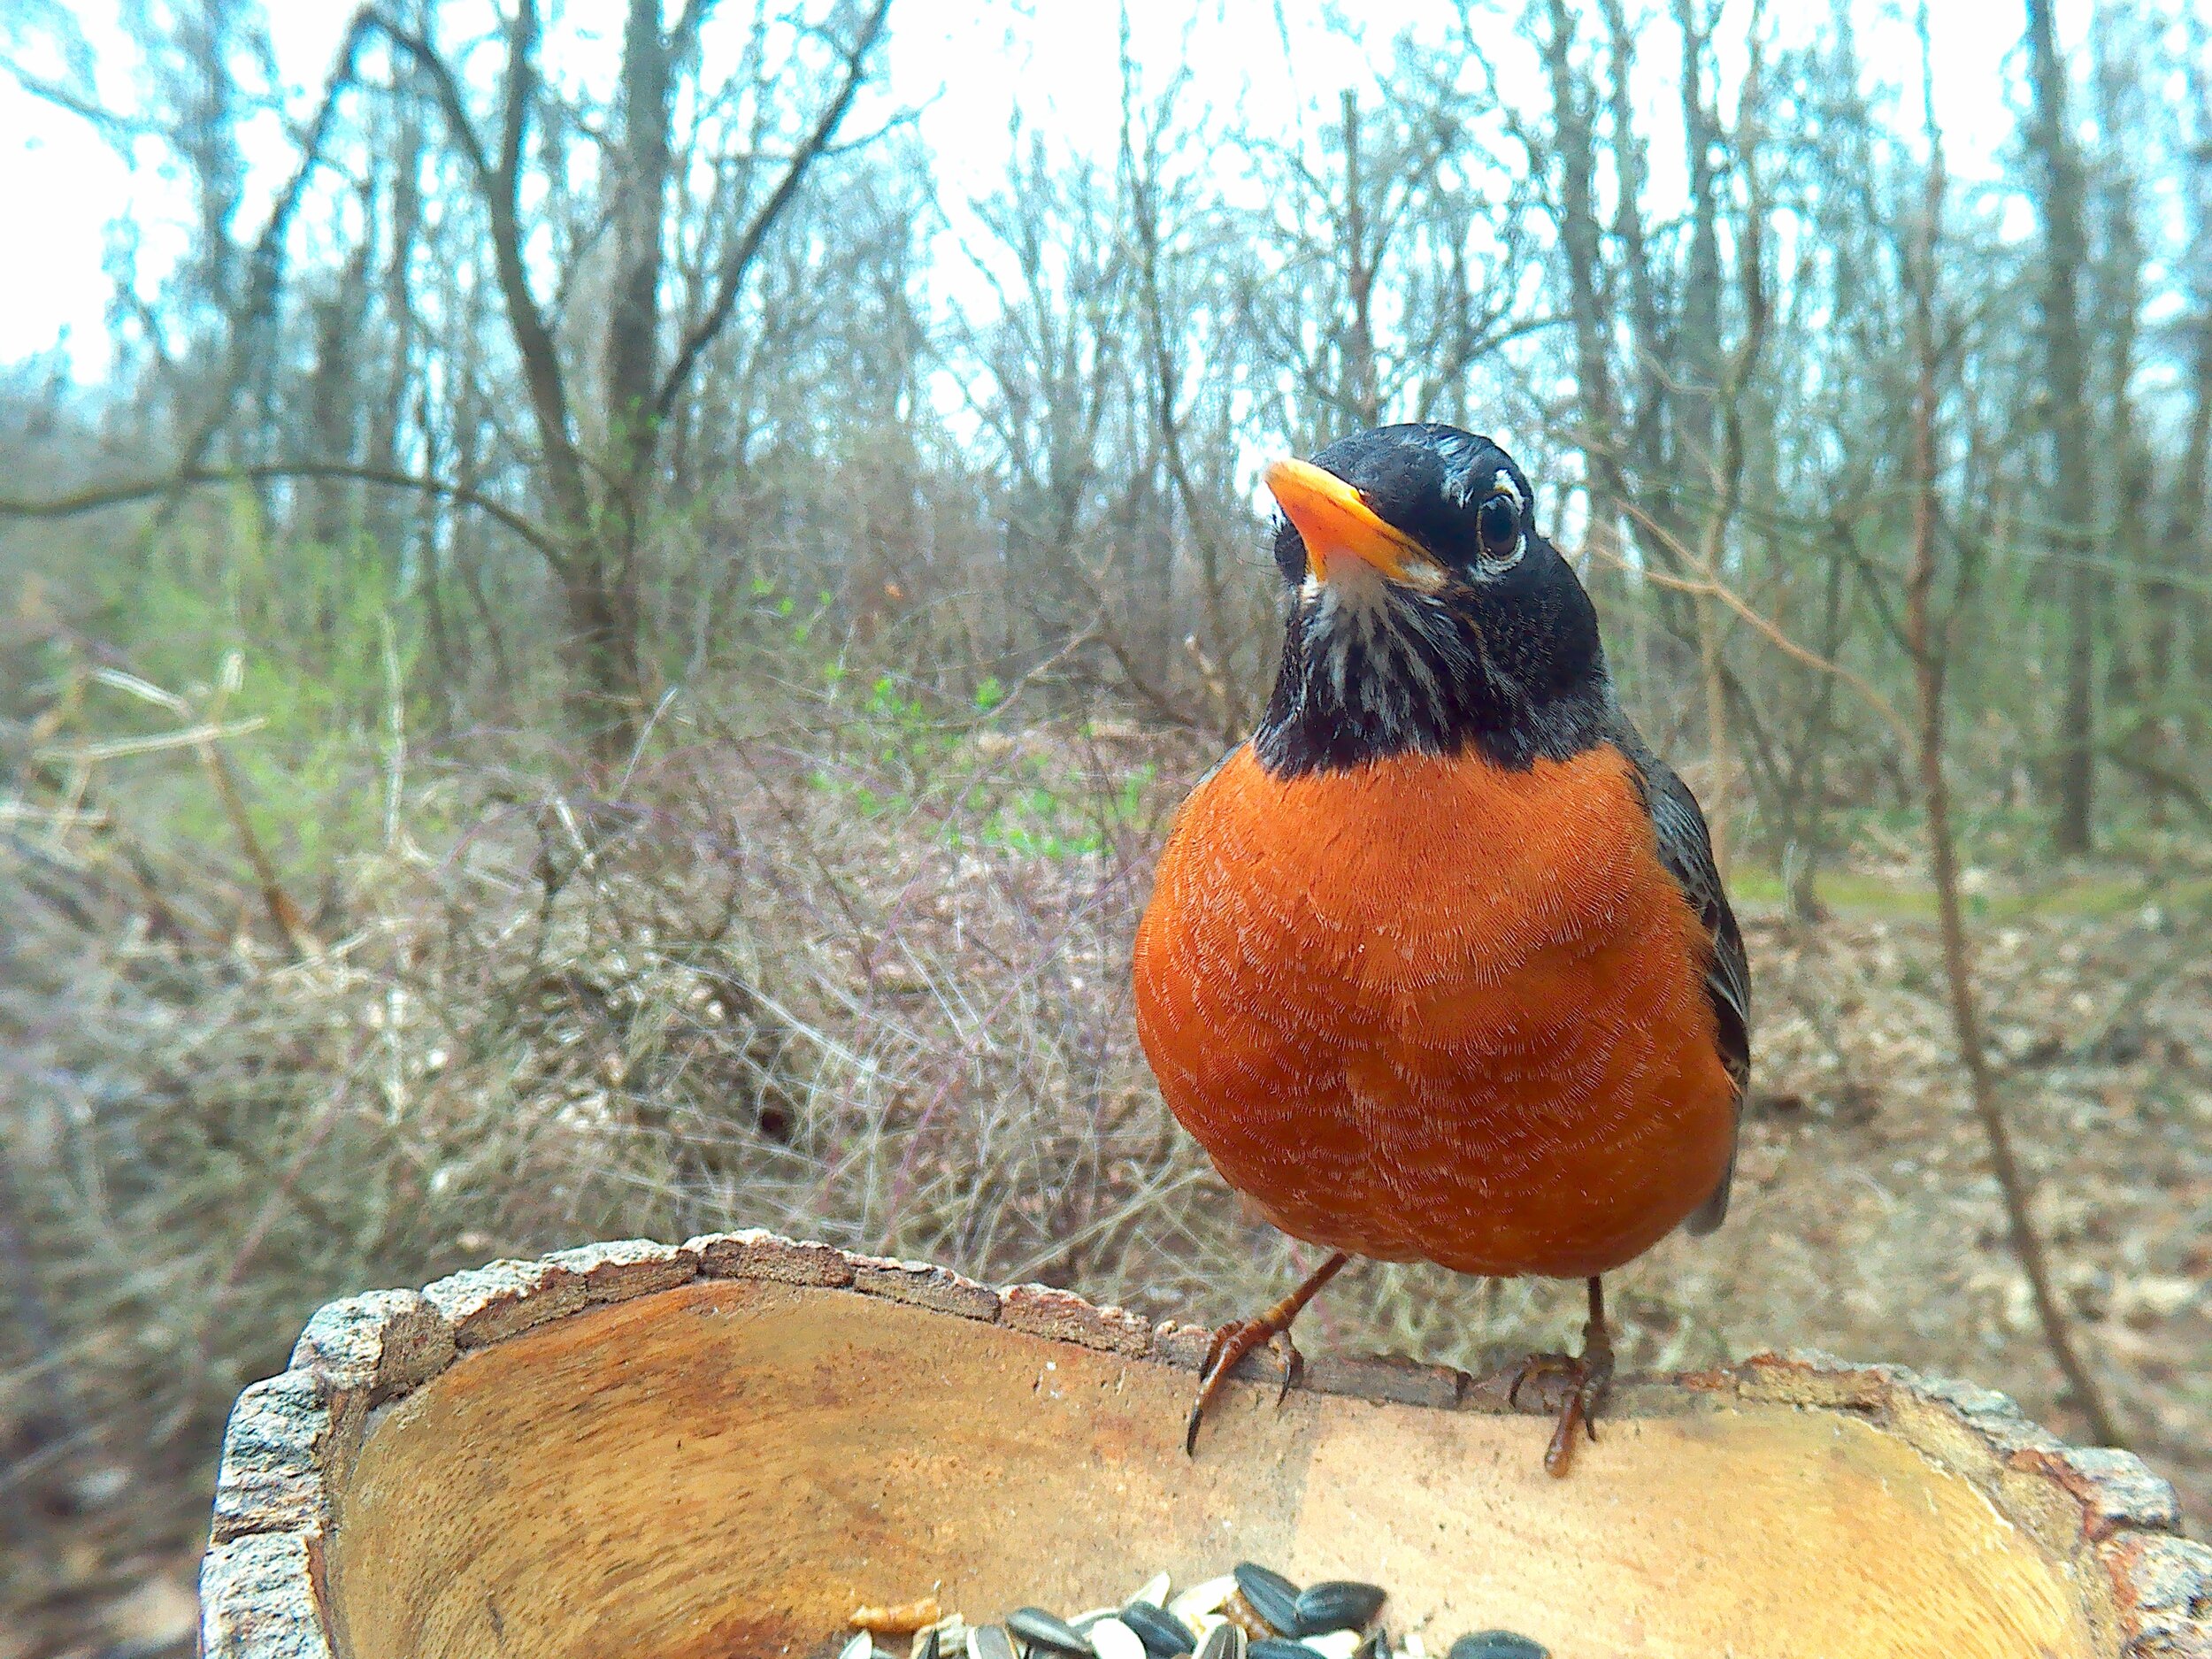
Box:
[3,718,2208,1657]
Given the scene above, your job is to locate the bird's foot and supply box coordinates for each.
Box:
[1181,1249,1350,1456]
[1499,1276,1615,1478]
[1500,1348,1580,1410]
[1498,1348,1614,1475]
[1530,1345,1613,1478]
[1184,1317,1304,1455]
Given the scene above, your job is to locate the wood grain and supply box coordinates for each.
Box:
[328,1279,2096,1659]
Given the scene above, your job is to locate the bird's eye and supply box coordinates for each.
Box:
[1476,495,1520,563]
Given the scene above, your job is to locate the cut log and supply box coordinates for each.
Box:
[201,1233,2210,1658]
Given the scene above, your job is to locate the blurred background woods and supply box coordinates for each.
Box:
[3,0,2211,1650]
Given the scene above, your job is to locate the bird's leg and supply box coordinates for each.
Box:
[1502,1275,1616,1478]
[1184,1250,1349,1455]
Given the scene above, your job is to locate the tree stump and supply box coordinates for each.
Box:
[201,1233,2210,1658]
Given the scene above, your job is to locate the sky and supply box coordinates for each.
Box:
[0,0,2060,382]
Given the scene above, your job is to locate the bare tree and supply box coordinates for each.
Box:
[370,0,894,758]
[2024,0,2100,852]
[1903,11,2127,1445]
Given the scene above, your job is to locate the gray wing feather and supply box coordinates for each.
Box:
[1627,746,1751,1236]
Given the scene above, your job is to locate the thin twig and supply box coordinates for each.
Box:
[1901,26,2127,1448]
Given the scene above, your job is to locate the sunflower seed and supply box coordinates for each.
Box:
[1446,1635,1548,1659]
[1232,1566,1303,1635]
[856,1600,945,1636]
[1170,1577,1239,1625]
[1293,1584,1385,1636]
[829,1561,1544,1659]
[1221,1594,1275,1641]
[1120,1601,1197,1657]
[1087,1617,1149,1659]
[1009,1607,1097,1656]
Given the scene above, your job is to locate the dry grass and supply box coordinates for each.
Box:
[3,696,2208,1656]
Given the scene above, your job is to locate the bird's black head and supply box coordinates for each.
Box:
[1252,422,1614,776]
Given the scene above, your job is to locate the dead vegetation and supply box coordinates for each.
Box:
[3,697,2208,1657]
[4,2,2210,1652]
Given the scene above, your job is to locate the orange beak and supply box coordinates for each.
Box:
[1263,456,1435,584]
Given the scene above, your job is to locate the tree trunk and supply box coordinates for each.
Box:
[1671,0,1724,473]
[221,1254,2186,1656]
[2024,0,2098,852]
[2160,22,2211,725]
[1540,0,1624,582]
[565,558,645,757]
[2169,314,2212,703]
[1340,92,1381,429]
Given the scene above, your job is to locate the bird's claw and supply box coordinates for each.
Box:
[1520,1348,1611,1476]
[1491,1345,1614,1477]
[1540,1348,1614,1476]
[1184,1317,1304,1455]
[1501,1349,1578,1411]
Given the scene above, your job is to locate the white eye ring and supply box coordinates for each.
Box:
[1475,494,1525,571]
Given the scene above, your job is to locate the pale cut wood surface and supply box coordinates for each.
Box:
[328,1278,2097,1659]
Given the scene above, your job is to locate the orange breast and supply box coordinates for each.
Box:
[1132,743,1736,1279]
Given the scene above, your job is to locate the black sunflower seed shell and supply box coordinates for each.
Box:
[1230,1567,1302,1636]
[1248,1641,1323,1659]
[1195,1627,1245,1659]
[972,1627,1019,1659]
[1009,1608,1097,1656]
[1120,1601,1197,1657]
[1291,1582,1386,1636]
[1447,1633,1548,1659]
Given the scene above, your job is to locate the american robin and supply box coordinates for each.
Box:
[1133,423,1749,1475]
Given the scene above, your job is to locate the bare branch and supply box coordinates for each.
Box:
[0,462,567,572]
[373,4,590,532]
[164,9,376,487]
[654,0,894,422]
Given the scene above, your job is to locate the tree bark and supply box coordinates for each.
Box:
[2024,0,2099,852]
[1340,92,1381,429]
[1540,0,1624,580]
[1671,0,1724,473]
